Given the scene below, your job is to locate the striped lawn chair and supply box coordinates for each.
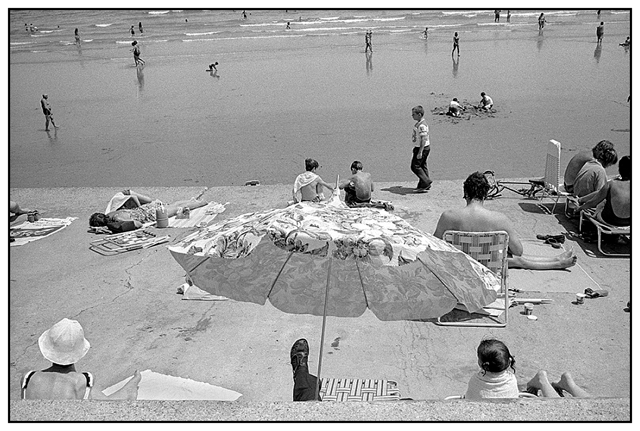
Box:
[319,378,400,402]
[436,230,509,327]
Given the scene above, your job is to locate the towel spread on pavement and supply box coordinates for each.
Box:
[10,217,78,246]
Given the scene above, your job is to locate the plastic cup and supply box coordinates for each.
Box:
[524,303,534,315]
[576,293,586,304]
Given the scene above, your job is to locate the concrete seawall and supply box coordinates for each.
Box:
[9,181,630,420]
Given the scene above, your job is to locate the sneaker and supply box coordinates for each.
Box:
[290,338,309,375]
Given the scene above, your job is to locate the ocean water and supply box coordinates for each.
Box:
[9,9,631,187]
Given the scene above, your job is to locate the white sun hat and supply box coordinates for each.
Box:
[38,318,91,366]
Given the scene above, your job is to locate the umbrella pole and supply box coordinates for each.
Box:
[315,257,332,401]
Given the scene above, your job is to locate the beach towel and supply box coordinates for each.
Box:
[169,202,227,228]
[177,282,230,301]
[102,369,242,401]
[292,172,321,203]
[508,240,601,293]
[10,217,78,247]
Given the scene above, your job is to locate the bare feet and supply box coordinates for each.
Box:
[557,249,578,268]
[120,370,142,400]
[526,369,549,391]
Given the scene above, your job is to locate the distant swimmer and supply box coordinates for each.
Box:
[364,30,372,53]
[538,13,546,30]
[286,22,290,30]
[131,41,144,66]
[423,27,428,39]
[507,10,511,23]
[494,10,500,23]
[130,25,135,36]
[620,36,630,47]
[40,94,58,131]
[596,22,604,44]
[452,32,460,57]
[242,10,247,19]
[74,28,80,44]
[478,92,494,110]
[139,22,143,34]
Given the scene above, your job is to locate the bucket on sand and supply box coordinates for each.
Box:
[524,303,534,315]
[575,293,586,305]
[156,205,169,228]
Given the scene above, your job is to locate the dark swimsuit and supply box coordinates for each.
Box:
[600,187,630,226]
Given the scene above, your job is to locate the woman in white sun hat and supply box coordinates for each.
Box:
[21,318,141,400]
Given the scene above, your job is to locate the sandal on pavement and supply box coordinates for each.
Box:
[546,238,562,248]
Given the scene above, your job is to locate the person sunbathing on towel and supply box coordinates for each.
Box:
[577,155,630,227]
[10,200,36,223]
[22,318,141,400]
[434,172,577,270]
[338,160,374,206]
[292,158,334,203]
[89,189,207,233]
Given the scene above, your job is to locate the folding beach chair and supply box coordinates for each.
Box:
[89,229,170,256]
[436,231,509,327]
[489,140,571,214]
[444,393,537,400]
[319,378,401,402]
[579,208,630,257]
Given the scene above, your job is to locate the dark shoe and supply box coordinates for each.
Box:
[290,338,309,376]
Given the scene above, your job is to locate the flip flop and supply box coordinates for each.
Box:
[537,234,565,243]
[546,238,562,248]
[584,288,609,298]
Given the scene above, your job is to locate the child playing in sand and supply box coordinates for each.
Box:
[465,338,592,399]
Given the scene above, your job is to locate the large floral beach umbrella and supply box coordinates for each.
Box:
[168,193,500,390]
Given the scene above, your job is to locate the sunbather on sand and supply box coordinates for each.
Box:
[10,200,36,223]
[89,189,207,233]
[434,172,577,270]
[292,158,334,203]
[577,155,630,226]
[22,318,141,400]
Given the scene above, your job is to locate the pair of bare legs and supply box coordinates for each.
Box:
[10,201,35,222]
[120,189,208,217]
[508,248,578,270]
[526,370,591,398]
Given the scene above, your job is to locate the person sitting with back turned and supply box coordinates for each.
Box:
[338,160,374,206]
[448,98,465,117]
[572,144,618,198]
[21,318,141,400]
[577,155,630,226]
[434,172,577,270]
[563,140,615,195]
[292,158,335,203]
[89,189,207,233]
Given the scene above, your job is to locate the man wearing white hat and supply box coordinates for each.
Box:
[21,318,140,400]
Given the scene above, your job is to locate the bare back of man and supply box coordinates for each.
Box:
[341,171,373,203]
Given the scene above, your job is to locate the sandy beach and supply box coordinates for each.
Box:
[8,9,630,187]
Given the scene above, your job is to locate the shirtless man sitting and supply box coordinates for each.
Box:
[292,158,335,203]
[434,172,577,270]
[338,160,374,206]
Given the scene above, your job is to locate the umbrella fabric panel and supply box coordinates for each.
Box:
[416,248,498,313]
[358,260,458,321]
[270,254,367,318]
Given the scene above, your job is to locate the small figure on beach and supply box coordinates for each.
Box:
[292,159,335,203]
[577,156,630,227]
[620,36,630,47]
[423,27,428,39]
[494,10,500,23]
[572,142,618,198]
[139,21,143,34]
[74,28,80,44]
[434,172,578,270]
[596,22,604,44]
[364,30,372,53]
[452,32,460,57]
[410,105,432,192]
[207,62,218,72]
[89,189,208,233]
[130,25,135,36]
[131,41,145,66]
[464,339,592,399]
[563,140,615,195]
[338,161,374,206]
[290,339,321,401]
[507,10,511,23]
[40,94,58,131]
[286,22,290,30]
[21,318,141,400]
[478,92,493,110]
[242,10,247,19]
[447,97,465,117]
[538,13,546,30]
